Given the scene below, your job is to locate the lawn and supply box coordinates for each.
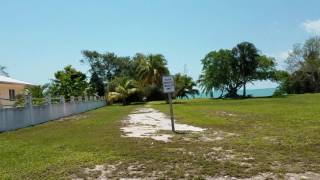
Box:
[1,94,320,179]
[0,105,138,179]
[151,94,320,177]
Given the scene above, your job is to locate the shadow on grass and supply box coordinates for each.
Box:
[174,130,188,134]
[150,101,189,105]
[207,95,288,100]
[130,102,147,105]
[109,102,147,106]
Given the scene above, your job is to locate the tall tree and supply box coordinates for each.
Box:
[135,54,170,100]
[137,54,169,87]
[279,36,320,94]
[81,50,105,95]
[199,49,241,97]
[199,43,276,98]
[232,42,259,97]
[108,77,140,105]
[49,65,88,98]
[89,71,105,96]
[81,50,132,96]
[174,73,199,99]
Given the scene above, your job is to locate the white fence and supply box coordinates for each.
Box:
[0,95,106,132]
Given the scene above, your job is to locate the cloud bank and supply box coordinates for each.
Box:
[302,19,320,34]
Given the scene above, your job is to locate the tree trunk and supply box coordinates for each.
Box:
[210,90,214,98]
[219,90,224,98]
[227,87,238,98]
[315,72,320,92]
[243,82,246,97]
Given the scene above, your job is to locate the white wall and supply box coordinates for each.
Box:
[0,100,106,132]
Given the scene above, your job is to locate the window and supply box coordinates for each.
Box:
[9,89,16,101]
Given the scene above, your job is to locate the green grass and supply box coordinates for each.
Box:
[0,105,138,179]
[151,94,320,175]
[1,94,320,179]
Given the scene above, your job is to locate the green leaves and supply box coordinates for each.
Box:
[174,73,199,99]
[81,50,170,102]
[199,42,276,98]
[49,65,88,98]
[108,77,141,105]
[136,54,169,86]
[278,36,320,94]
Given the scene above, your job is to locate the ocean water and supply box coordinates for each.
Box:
[193,88,276,98]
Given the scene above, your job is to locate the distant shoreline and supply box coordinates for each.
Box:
[192,88,276,98]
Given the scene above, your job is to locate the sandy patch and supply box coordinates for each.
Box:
[206,172,320,179]
[58,114,89,122]
[72,162,161,180]
[121,108,205,142]
[73,161,320,180]
[216,111,235,117]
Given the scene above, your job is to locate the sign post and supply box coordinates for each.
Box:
[162,76,175,132]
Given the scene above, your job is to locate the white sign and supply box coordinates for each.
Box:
[163,76,176,132]
[162,76,175,93]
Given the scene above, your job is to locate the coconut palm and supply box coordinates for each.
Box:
[232,42,259,97]
[174,73,199,99]
[108,77,140,105]
[137,54,169,86]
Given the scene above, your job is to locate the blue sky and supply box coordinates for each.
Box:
[1,0,320,89]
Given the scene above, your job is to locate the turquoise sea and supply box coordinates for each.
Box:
[193,88,276,98]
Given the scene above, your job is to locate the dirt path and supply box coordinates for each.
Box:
[120,107,205,142]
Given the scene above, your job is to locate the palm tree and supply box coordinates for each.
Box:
[137,54,169,86]
[108,77,140,105]
[232,42,259,97]
[198,73,215,98]
[174,73,199,99]
[0,65,9,77]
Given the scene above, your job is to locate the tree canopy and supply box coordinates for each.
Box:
[199,49,241,97]
[174,73,199,99]
[276,36,320,94]
[49,65,88,98]
[81,51,171,104]
[137,54,169,86]
[108,77,140,105]
[199,42,276,98]
[232,42,260,97]
[81,51,132,96]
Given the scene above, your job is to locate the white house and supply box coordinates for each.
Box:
[0,75,32,107]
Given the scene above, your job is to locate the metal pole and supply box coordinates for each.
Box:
[168,93,175,132]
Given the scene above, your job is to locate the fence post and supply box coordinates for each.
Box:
[46,95,52,105]
[24,94,33,125]
[60,96,65,104]
[85,96,88,102]
[24,94,32,107]
[70,96,75,103]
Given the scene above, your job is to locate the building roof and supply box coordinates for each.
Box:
[0,75,32,85]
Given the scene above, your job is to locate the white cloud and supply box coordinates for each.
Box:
[278,50,290,60]
[302,19,320,34]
